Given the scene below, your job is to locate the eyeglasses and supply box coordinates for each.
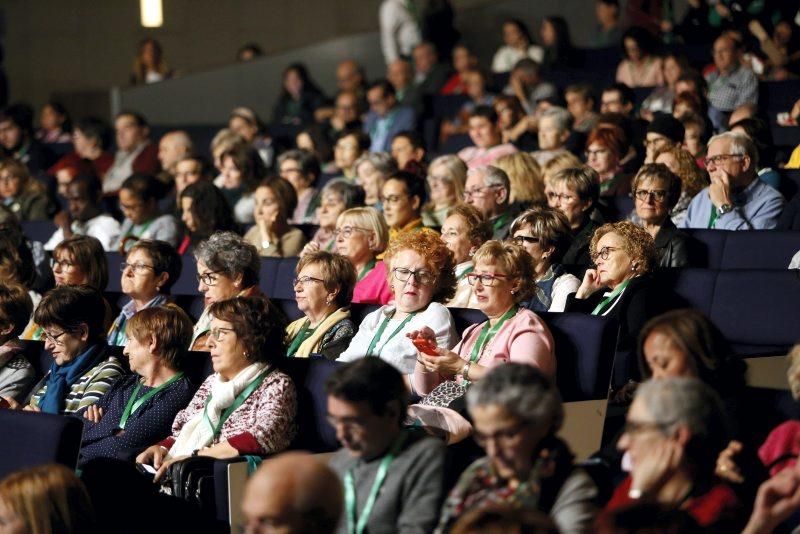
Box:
[50,258,75,271]
[591,246,619,262]
[512,235,540,246]
[634,189,668,202]
[333,226,370,239]
[120,262,156,274]
[466,272,508,287]
[279,167,302,176]
[622,419,673,437]
[473,421,527,447]
[462,184,500,200]
[644,137,671,148]
[293,276,325,287]
[379,194,409,205]
[585,148,609,158]
[392,267,436,286]
[196,270,223,286]
[703,154,743,167]
[209,327,235,341]
[42,330,68,346]
[546,192,578,203]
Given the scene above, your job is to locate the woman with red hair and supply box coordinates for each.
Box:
[585,125,631,197]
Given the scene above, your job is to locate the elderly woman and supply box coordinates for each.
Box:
[335,207,392,305]
[436,364,597,533]
[80,305,196,465]
[0,159,53,221]
[550,167,601,267]
[178,181,238,255]
[542,151,582,208]
[303,178,365,255]
[285,251,356,359]
[243,176,306,257]
[191,231,262,351]
[410,241,555,441]
[654,145,709,226]
[0,284,35,404]
[113,173,180,252]
[355,151,397,210]
[512,207,580,312]
[601,378,740,529]
[421,156,467,228]
[107,240,182,346]
[586,125,631,198]
[16,286,125,414]
[136,296,297,479]
[494,152,546,207]
[338,229,459,375]
[440,204,493,309]
[631,164,690,268]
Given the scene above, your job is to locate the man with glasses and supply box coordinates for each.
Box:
[457,106,518,169]
[363,80,416,153]
[326,358,446,534]
[706,35,758,131]
[680,132,784,230]
[463,165,519,240]
[44,174,120,251]
[381,171,426,244]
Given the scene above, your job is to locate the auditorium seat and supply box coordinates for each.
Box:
[438,133,472,155]
[21,220,57,244]
[721,231,800,270]
[20,340,53,379]
[760,80,800,124]
[657,268,717,317]
[271,258,299,300]
[683,229,728,269]
[170,255,199,296]
[105,252,125,292]
[260,257,283,298]
[0,410,84,480]
[779,168,800,201]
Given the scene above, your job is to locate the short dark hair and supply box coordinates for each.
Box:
[256,176,298,222]
[70,173,103,202]
[386,170,427,207]
[115,111,149,129]
[127,240,182,293]
[0,283,33,339]
[207,296,287,364]
[470,105,498,124]
[603,83,635,106]
[325,358,409,421]
[0,103,34,134]
[34,285,107,342]
[367,79,396,99]
[74,117,113,151]
[277,149,321,181]
[126,304,193,371]
[53,235,109,291]
[180,181,238,242]
[337,128,371,152]
[220,144,266,192]
[120,173,166,203]
[392,130,424,151]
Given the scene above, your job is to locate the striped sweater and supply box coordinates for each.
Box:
[29,357,126,414]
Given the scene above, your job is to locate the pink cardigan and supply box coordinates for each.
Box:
[413,308,555,395]
[352,261,392,305]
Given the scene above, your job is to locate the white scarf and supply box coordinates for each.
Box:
[168,362,267,457]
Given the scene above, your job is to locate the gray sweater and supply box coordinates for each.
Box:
[329,429,446,534]
[0,348,36,403]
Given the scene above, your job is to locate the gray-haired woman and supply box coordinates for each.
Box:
[355,152,397,210]
[436,363,599,533]
[191,231,262,351]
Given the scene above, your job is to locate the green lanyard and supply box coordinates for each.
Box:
[457,265,474,282]
[117,372,184,430]
[202,367,273,439]
[591,278,632,315]
[357,259,377,282]
[708,205,719,229]
[469,306,518,364]
[365,311,417,357]
[286,320,316,357]
[344,431,409,534]
[491,212,511,234]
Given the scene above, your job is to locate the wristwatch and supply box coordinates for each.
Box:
[716,203,733,216]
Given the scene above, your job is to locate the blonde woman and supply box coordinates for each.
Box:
[335,207,392,305]
[493,151,545,206]
[421,155,467,227]
[541,151,582,208]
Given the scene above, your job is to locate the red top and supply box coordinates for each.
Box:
[132,142,161,176]
[440,73,465,95]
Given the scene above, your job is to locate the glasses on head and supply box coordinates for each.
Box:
[462,184,500,200]
[42,330,68,346]
[209,327,235,341]
[466,272,508,287]
[293,276,325,287]
[392,267,436,286]
[546,192,578,203]
[333,226,370,239]
[120,262,156,275]
[585,148,609,158]
[473,421,527,447]
[512,235,540,246]
[591,246,619,262]
[634,189,668,202]
[196,270,223,286]
[50,258,75,271]
[379,194,409,205]
[703,154,743,167]
[622,419,673,437]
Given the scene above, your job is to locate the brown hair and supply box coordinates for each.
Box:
[0,283,33,339]
[383,228,457,303]
[0,158,46,198]
[589,221,657,275]
[126,304,194,371]
[586,124,628,160]
[53,235,109,291]
[471,240,536,302]
[127,240,182,293]
[631,163,682,210]
[208,296,287,364]
[34,285,107,342]
[492,152,545,205]
[446,204,493,249]
[256,175,298,223]
[509,206,573,263]
[654,145,709,199]
[0,234,36,289]
[295,251,357,308]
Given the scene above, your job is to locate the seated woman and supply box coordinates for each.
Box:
[436,364,598,533]
[80,305,197,465]
[494,151,546,208]
[512,206,580,312]
[16,285,125,414]
[551,167,601,267]
[0,204,51,293]
[191,231,262,351]
[422,155,467,228]
[0,159,54,221]
[107,239,182,346]
[354,151,396,211]
[653,145,709,226]
[600,378,741,530]
[0,284,35,403]
[136,296,296,475]
[243,176,306,257]
[227,107,273,168]
[492,19,543,73]
[338,229,459,375]
[332,129,370,180]
[494,95,537,152]
[113,173,180,252]
[440,204,493,309]
[303,178,365,255]
[335,207,392,305]
[410,240,555,442]
[586,124,631,198]
[615,27,664,88]
[36,101,72,144]
[178,181,238,255]
[218,144,264,225]
[630,164,690,268]
[271,63,326,127]
[542,151,583,208]
[286,251,356,360]
[278,149,321,224]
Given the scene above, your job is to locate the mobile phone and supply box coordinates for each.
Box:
[412,337,439,356]
[136,463,157,479]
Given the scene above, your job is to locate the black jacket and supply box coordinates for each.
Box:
[654,219,690,268]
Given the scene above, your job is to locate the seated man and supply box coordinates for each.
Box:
[104,111,161,195]
[680,132,784,230]
[706,35,758,131]
[382,170,426,242]
[327,358,446,534]
[457,106,518,169]
[324,90,363,147]
[463,165,519,240]
[363,80,416,153]
[565,83,599,133]
[531,106,573,166]
[387,58,415,106]
[157,130,193,183]
[45,173,121,251]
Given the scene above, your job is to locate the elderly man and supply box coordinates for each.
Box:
[464,165,519,240]
[326,358,446,534]
[104,111,160,195]
[241,452,343,534]
[45,174,120,251]
[680,131,784,230]
[458,106,518,169]
[531,106,573,166]
[363,80,416,153]
[157,130,193,181]
[706,35,759,131]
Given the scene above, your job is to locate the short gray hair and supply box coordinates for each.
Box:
[194,231,260,288]
[540,106,573,133]
[466,363,563,433]
[321,178,365,209]
[355,151,397,176]
[469,165,510,206]
[708,131,759,169]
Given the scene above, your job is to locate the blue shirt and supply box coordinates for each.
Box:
[679,177,785,230]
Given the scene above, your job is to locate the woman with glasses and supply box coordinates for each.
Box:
[585,124,631,198]
[285,251,356,359]
[410,240,555,443]
[136,296,296,477]
[190,232,262,351]
[12,285,125,414]
[112,173,180,253]
[436,364,598,533]
[550,167,601,268]
[302,179,365,256]
[107,240,182,346]
[421,156,467,228]
[0,159,54,222]
[440,204,493,309]
[243,176,306,257]
[354,151,397,211]
[335,207,393,305]
[512,207,580,312]
[630,164,690,268]
[338,229,459,375]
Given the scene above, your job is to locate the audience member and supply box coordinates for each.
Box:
[0,284,35,403]
[542,151,583,208]
[387,57,415,105]
[0,103,56,177]
[130,38,173,85]
[298,125,335,171]
[335,207,392,305]
[379,0,422,64]
[64,117,114,179]
[177,180,238,255]
[593,0,623,48]
[243,176,306,257]
[325,90,363,147]
[45,174,120,251]
[551,167,601,267]
[218,144,264,225]
[640,53,688,119]
[458,106,519,169]
[228,107,274,169]
[507,59,558,115]
[565,84,599,134]
[464,165,518,240]
[441,43,479,95]
[104,111,161,195]
[382,170,426,242]
[391,130,426,173]
[35,101,72,145]
[0,158,54,221]
[364,80,416,153]
[440,204,493,309]
[272,63,326,127]
[172,155,211,208]
[48,235,109,292]
[304,178,365,254]
[114,173,180,252]
[494,95,538,151]
[540,16,577,71]
[405,41,452,115]
[653,145,709,225]
[422,154,466,227]
[616,27,664,88]
[706,34,759,131]
[333,129,370,180]
[156,130,193,181]
[492,19,544,73]
[278,149,321,224]
[644,113,684,164]
[531,106,573,166]
[493,152,545,206]
[355,151,396,210]
[236,42,263,62]
[586,124,632,197]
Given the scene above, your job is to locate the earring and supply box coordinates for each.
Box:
[510,289,516,295]
[390,284,395,291]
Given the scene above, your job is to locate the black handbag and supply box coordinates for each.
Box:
[167,456,217,510]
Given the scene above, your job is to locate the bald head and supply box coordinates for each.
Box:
[158,130,194,174]
[241,452,343,534]
[337,60,364,92]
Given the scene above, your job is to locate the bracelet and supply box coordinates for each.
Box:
[461,361,472,382]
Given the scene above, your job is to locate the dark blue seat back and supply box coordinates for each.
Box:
[105,252,125,292]
[171,255,198,296]
[0,410,84,479]
[657,268,717,317]
[721,231,800,270]
[21,221,57,244]
[282,356,342,453]
[438,134,472,155]
[20,340,52,379]
[259,257,283,298]
[779,169,800,201]
[271,258,299,300]
[276,298,303,322]
[449,307,487,337]
[349,303,380,326]
[684,229,729,269]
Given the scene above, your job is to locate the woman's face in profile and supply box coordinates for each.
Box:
[643,330,695,380]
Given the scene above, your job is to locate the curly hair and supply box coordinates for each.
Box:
[471,240,536,303]
[208,296,287,364]
[654,145,709,199]
[590,221,657,275]
[631,163,682,210]
[194,231,260,289]
[383,228,457,303]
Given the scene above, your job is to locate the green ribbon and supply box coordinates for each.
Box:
[118,372,185,430]
[469,306,518,365]
[202,367,274,439]
[590,278,632,316]
[365,311,417,357]
[286,320,316,358]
